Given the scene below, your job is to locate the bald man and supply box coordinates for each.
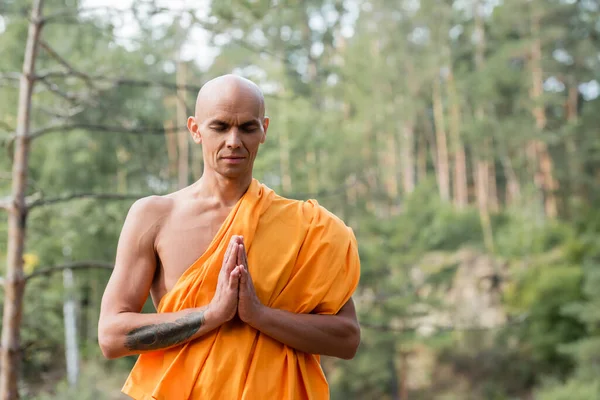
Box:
[98,75,361,399]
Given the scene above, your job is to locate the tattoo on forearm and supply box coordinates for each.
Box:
[124,311,206,351]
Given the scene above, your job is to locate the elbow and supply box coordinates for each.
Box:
[98,320,122,360]
[339,321,361,360]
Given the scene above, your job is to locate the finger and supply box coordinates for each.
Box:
[239,265,247,285]
[237,244,244,267]
[229,266,240,289]
[242,242,249,269]
[223,236,236,265]
[225,240,239,274]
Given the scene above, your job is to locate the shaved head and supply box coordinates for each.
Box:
[186,74,270,181]
[194,74,265,121]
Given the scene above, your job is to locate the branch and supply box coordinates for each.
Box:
[27,192,154,209]
[38,104,85,119]
[27,123,189,140]
[37,77,81,104]
[36,71,203,92]
[38,40,96,90]
[25,261,114,281]
[42,6,122,22]
[0,72,22,81]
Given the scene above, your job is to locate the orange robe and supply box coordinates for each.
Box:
[122,179,360,400]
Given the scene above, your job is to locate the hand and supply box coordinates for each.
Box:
[207,235,242,325]
[236,240,266,327]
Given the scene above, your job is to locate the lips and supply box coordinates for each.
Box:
[221,156,246,164]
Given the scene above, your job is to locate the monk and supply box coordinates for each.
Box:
[98,74,361,399]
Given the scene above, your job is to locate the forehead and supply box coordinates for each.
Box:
[197,85,263,123]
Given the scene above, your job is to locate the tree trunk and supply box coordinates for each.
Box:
[402,120,415,194]
[163,119,177,185]
[63,267,79,387]
[446,66,468,209]
[502,154,521,205]
[176,61,189,189]
[529,12,558,217]
[488,157,499,212]
[473,0,494,252]
[417,123,427,184]
[385,130,399,199]
[475,157,495,252]
[422,111,438,182]
[565,80,580,205]
[432,75,450,201]
[279,121,292,193]
[1,1,44,398]
[306,150,318,194]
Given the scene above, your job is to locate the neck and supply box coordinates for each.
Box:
[192,170,253,206]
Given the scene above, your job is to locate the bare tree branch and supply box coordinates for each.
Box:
[0,72,22,81]
[37,77,80,104]
[26,123,189,140]
[27,192,154,209]
[39,40,96,91]
[4,70,203,92]
[38,104,85,119]
[42,5,125,23]
[35,71,203,92]
[25,261,114,281]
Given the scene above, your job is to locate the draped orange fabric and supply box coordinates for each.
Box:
[121,179,361,400]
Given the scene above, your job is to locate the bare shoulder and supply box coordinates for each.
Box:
[121,195,175,241]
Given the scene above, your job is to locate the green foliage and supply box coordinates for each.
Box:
[504,264,586,376]
[534,377,600,400]
[2,0,600,398]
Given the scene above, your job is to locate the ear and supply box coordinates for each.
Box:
[188,116,201,144]
[261,116,270,144]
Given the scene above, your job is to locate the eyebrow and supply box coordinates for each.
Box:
[208,119,260,127]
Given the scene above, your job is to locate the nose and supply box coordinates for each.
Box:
[225,129,242,149]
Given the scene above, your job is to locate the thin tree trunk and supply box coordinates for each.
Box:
[403,59,418,195]
[473,0,494,251]
[417,123,427,184]
[565,80,580,204]
[319,149,329,195]
[1,2,44,398]
[402,121,415,194]
[475,157,494,252]
[399,350,409,400]
[306,150,318,194]
[502,154,521,205]
[385,131,399,199]
[279,122,292,193]
[489,158,499,212]
[63,267,79,387]
[529,11,558,217]
[432,75,450,201]
[446,66,468,209]
[422,112,438,181]
[176,61,189,189]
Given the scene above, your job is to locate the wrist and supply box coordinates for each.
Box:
[247,304,269,330]
[204,303,223,328]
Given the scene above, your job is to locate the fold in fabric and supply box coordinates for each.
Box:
[122,179,360,400]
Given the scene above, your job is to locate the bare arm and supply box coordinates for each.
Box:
[98,198,241,359]
[235,243,360,359]
[250,297,360,360]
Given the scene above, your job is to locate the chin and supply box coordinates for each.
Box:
[219,169,247,179]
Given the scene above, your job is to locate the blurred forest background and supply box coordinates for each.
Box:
[1,0,600,399]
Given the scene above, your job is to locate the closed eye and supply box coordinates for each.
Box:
[240,122,259,133]
[210,123,228,132]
